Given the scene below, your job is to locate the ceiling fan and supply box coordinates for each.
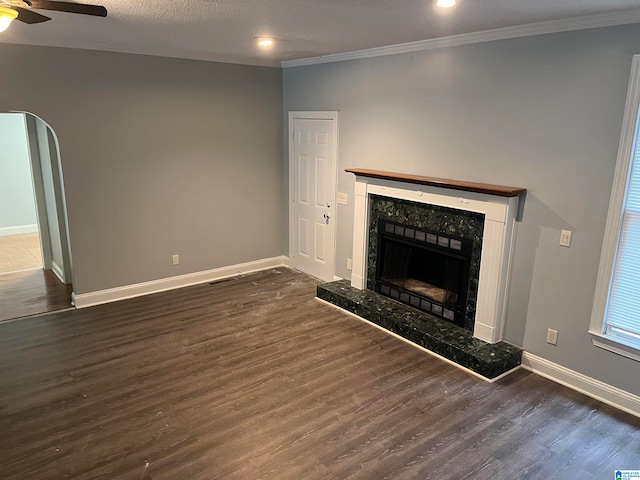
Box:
[0,0,107,31]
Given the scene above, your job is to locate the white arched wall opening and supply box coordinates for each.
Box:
[10,111,74,290]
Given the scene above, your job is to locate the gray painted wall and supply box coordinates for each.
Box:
[0,44,284,294]
[0,113,37,230]
[283,24,640,396]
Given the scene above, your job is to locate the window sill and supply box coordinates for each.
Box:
[589,331,640,362]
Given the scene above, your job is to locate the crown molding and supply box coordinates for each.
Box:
[282,8,640,68]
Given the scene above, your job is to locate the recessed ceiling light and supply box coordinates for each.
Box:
[436,0,456,7]
[256,37,274,48]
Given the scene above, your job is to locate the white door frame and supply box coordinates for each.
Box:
[288,111,339,281]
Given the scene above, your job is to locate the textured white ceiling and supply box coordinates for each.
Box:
[1,0,640,67]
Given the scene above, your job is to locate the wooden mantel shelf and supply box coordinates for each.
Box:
[346,168,526,198]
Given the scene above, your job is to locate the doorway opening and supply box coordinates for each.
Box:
[0,112,73,323]
[0,113,42,274]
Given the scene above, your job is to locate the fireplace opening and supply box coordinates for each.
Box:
[375,220,472,328]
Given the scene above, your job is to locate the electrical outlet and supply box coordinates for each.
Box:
[560,230,572,247]
[172,254,180,266]
[346,258,353,271]
[546,328,558,345]
[337,192,348,205]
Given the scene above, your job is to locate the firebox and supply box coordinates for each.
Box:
[375,220,472,328]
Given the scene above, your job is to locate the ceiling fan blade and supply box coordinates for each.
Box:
[12,6,51,24]
[27,0,107,17]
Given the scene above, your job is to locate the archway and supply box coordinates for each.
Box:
[0,111,74,322]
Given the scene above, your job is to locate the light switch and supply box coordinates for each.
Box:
[560,230,572,247]
[337,192,348,205]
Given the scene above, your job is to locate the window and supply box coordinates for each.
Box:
[590,55,640,361]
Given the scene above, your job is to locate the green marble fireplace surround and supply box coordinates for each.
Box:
[367,195,484,332]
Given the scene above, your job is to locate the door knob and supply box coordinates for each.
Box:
[324,213,330,223]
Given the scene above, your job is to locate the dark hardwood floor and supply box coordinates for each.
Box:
[0,269,73,323]
[0,268,638,479]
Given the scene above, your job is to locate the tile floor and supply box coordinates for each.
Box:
[0,233,43,274]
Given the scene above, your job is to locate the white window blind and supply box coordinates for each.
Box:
[605,110,640,346]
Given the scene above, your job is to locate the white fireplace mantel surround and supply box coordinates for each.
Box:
[349,169,525,344]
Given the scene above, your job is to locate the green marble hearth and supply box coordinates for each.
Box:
[317,280,522,380]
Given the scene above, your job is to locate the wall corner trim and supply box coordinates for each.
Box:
[521,352,640,419]
[282,9,640,68]
[73,256,289,308]
[51,261,65,284]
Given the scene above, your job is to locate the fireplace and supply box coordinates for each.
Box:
[376,219,472,328]
[316,169,525,378]
[367,195,484,331]
[348,169,524,344]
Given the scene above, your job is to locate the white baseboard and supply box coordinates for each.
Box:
[73,255,289,309]
[521,352,640,418]
[0,224,38,237]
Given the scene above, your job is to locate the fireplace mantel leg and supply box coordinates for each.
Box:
[351,178,369,290]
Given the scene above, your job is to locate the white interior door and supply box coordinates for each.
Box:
[291,115,337,281]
